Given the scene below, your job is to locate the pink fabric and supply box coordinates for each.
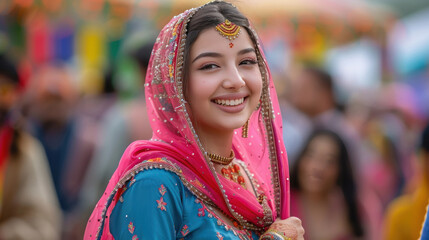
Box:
[84,3,289,239]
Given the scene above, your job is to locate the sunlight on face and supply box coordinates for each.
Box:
[187,27,262,138]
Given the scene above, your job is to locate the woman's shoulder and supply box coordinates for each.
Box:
[130,168,184,189]
[113,168,187,212]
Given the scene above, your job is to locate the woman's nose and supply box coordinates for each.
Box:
[222,65,245,89]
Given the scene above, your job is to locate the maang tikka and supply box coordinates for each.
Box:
[215,19,241,48]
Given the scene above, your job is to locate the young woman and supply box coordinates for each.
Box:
[290,129,365,240]
[85,1,304,239]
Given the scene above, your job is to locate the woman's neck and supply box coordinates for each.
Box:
[301,191,331,204]
[198,128,234,157]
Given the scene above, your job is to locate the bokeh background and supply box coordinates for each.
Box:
[0,0,428,239]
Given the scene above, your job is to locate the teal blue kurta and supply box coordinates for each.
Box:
[109,169,260,240]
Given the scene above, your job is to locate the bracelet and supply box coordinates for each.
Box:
[259,232,283,240]
[259,230,292,240]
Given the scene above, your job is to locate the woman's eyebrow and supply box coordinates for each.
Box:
[238,48,256,55]
[192,52,222,63]
[192,48,256,63]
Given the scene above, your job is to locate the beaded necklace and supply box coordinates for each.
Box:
[208,151,246,188]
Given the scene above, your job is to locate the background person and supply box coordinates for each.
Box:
[0,53,61,240]
[384,122,429,240]
[290,129,367,240]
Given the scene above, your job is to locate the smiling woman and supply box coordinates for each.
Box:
[84,1,304,240]
[187,27,262,151]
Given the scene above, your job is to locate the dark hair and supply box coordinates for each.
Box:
[183,1,255,97]
[421,122,429,153]
[0,54,21,158]
[132,40,155,71]
[303,66,333,93]
[102,66,116,94]
[0,54,19,84]
[290,128,364,237]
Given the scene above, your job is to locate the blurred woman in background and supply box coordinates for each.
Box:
[290,129,366,240]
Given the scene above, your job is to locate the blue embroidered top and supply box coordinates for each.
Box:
[109,169,260,240]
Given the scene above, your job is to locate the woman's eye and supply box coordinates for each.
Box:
[240,59,258,65]
[199,64,219,70]
[304,150,316,159]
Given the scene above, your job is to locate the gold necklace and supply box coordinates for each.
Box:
[208,151,245,188]
[207,150,235,165]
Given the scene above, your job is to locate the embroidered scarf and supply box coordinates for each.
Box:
[85,2,289,239]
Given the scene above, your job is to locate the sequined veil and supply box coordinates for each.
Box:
[84,1,289,239]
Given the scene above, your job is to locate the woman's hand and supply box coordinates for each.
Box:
[260,217,305,240]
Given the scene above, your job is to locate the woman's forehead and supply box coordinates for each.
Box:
[190,28,255,57]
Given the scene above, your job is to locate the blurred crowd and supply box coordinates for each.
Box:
[281,65,428,240]
[1,1,429,240]
[0,38,154,239]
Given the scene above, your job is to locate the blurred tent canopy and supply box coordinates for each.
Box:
[168,0,395,64]
[0,0,397,96]
[2,0,395,50]
[170,0,394,38]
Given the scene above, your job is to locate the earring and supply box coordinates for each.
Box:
[242,119,249,138]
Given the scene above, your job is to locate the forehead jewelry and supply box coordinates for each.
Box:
[215,19,241,48]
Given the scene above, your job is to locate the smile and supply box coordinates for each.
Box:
[213,98,244,106]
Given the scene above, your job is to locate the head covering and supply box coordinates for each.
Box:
[84,2,289,239]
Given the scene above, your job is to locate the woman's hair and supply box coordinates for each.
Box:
[182,1,257,97]
[0,54,22,158]
[421,122,429,153]
[290,128,364,237]
[0,54,20,84]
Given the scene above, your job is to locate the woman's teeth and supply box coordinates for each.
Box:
[214,98,244,106]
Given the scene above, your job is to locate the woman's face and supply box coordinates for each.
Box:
[187,27,262,137]
[298,135,340,195]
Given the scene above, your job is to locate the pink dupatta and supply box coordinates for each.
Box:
[84,2,289,239]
